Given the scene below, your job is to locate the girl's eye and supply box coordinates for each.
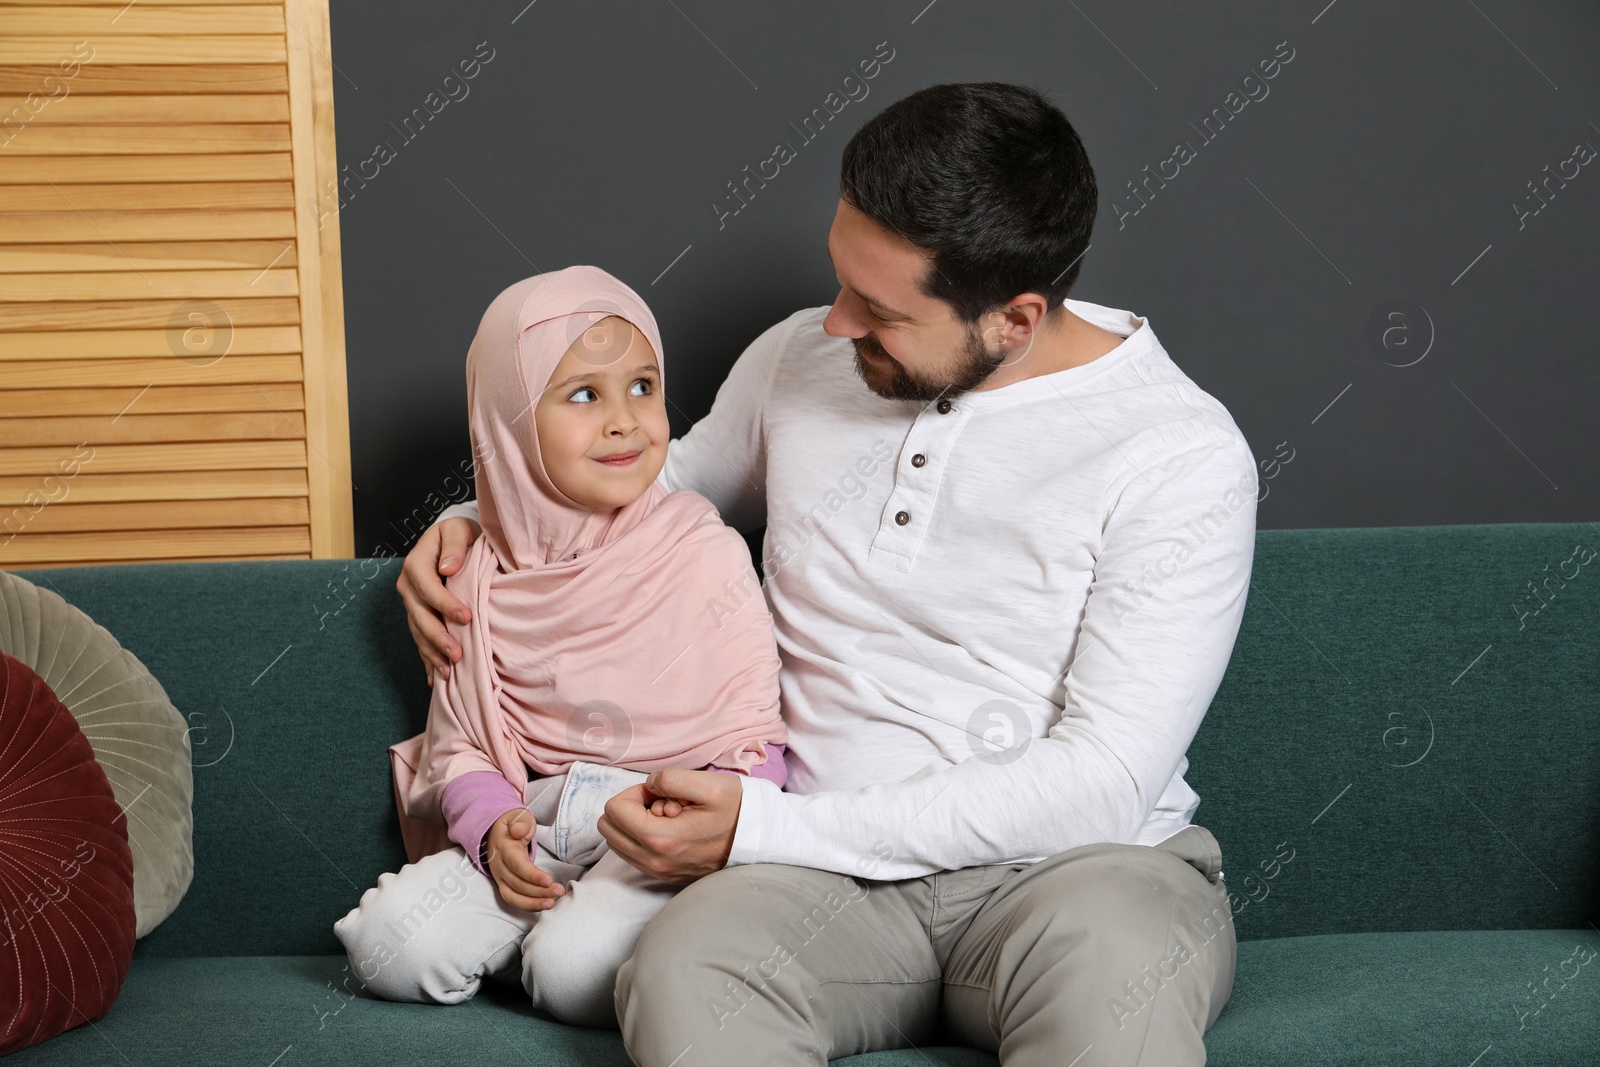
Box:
[568,380,653,402]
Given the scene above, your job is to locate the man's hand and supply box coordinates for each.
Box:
[486,809,564,911]
[597,768,742,885]
[398,516,482,686]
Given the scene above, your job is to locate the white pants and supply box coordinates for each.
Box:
[334,763,678,1028]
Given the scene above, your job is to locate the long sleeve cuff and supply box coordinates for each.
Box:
[440,770,526,874]
[746,742,787,788]
[706,742,787,790]
[726,774,783,868]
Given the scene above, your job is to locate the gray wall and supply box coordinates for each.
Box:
[327,0,1600,558]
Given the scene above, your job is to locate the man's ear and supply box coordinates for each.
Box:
[1006,291,1054,338]
[983,293,1053,368]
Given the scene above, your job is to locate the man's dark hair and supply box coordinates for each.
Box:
[839,82,1098,325]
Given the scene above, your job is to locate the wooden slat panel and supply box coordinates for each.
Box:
[4,556,308,572]
[3,181,294,211]
[0,210,296,242]
[0,1,280,6]
[0,440,306,475]
[0,64,287,94]
[0,241,295,272]
[3,556,305,572]
[4,496,309,534]
[0,297,298,330]
[0,326,302,360]
[0,327,301,360]
[0,382,303,416]
[0,0,353,566]
[0,270,298,298]
[286,0,350,558]
[0,39,289,65]
[0,468,308,505]
[2,354,302,387]
[0,124,291,153]
[0,7,285,36]
[0,525,312,564]
[0,411,305,445]
[11,497,309,533]
[0,95,290,124]
[0,154,294,183]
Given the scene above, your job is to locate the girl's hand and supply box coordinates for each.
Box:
[485,809,564,911]
[647,797,684,817]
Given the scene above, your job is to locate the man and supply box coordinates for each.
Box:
[402,82,1255,1065]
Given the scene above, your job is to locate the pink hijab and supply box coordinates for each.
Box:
[390,266,784,861]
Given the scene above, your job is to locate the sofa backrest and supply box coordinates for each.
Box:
[14,556,422,958]
[12,521,1598,957]
[1185,521,1599,941]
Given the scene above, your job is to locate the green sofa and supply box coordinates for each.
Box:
[9,521,1599,1065]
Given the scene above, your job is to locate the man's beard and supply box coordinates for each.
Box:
[851,323,1005,402]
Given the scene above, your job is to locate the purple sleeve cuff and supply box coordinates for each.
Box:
[707,742,787,790]
[440,771,526,874]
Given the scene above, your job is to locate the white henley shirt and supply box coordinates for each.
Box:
[436,297,1258,882]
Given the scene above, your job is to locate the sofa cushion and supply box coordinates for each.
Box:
[0,652,136,1055]
[0,570,194,938]
[0,955,991,1067]
[1204,928,1600,1065]
[6,930,1597,1065]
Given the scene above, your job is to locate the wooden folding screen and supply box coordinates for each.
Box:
[0,0,353,567]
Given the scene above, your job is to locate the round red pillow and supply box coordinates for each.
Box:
[0,650,135,1055]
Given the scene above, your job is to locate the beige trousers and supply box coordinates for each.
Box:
[615,824,1237,1066]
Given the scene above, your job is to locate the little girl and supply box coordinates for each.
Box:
[335,266,787,1028]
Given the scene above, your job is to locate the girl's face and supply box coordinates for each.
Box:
[533,315,670,510]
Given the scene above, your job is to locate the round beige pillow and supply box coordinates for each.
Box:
[0,570,193,938]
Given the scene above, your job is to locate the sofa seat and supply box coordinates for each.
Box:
[12,928,1595,1066]
[1205,928,1600,1066]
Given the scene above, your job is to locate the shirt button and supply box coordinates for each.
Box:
[936,399,952,414]
[894,510,910,526]
[911,453,927,468]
